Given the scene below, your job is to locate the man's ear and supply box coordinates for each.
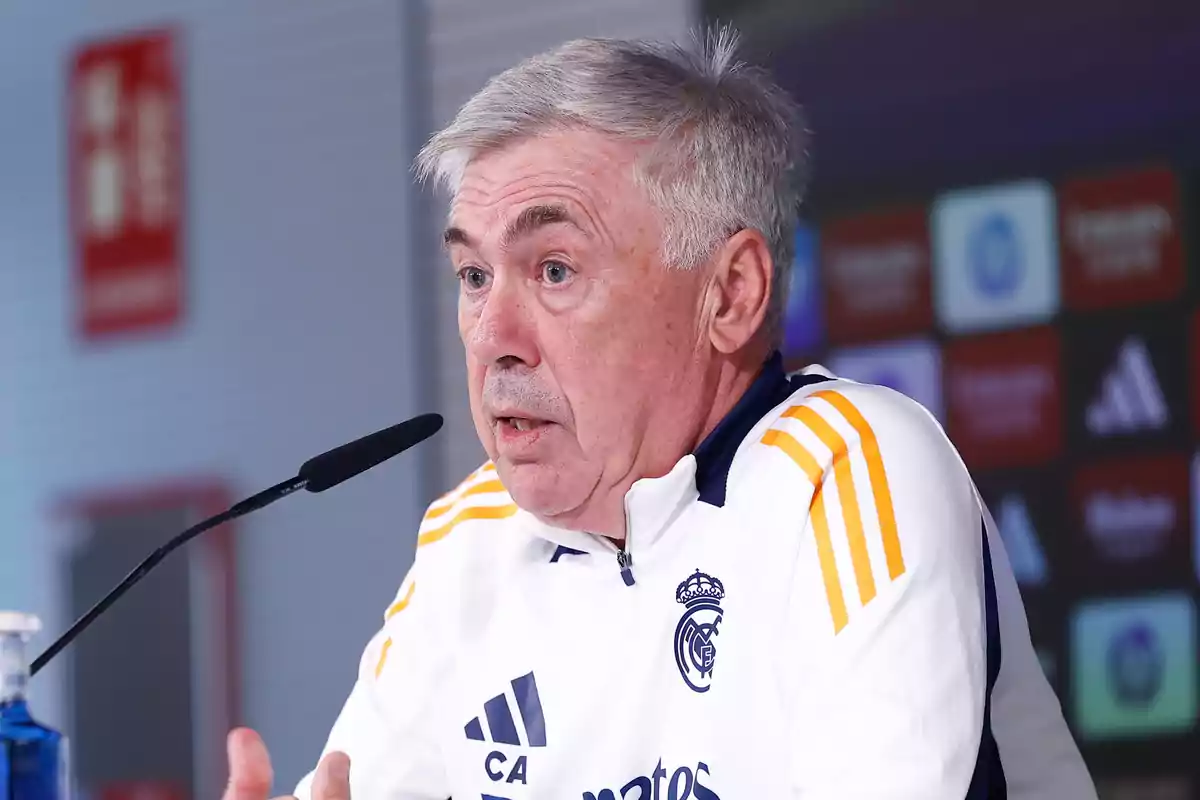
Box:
[704,228,773,354]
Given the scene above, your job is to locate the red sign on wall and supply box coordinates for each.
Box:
[68,28,184,340]
[820,207,933,344]
[1057,165,1184,311]
[944,326,1063,470]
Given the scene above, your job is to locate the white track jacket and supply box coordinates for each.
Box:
[294,354,1096,799]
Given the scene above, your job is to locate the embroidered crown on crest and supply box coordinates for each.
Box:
[675,569,725,605]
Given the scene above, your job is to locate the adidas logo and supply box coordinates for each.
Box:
[995,496,1047,586]
[1085,337,1168,435]
[465,671,547,748]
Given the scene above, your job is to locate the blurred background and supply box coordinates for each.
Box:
[0,0,1197,798]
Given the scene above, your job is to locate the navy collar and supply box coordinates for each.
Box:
[692,352,829,507]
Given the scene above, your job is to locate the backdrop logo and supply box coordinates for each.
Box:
[944,327,1062,470]
[1106,621,1165,707]
[975,470,1061,597]
[994,495,1047,586]
[674,570,725,693]
[968,212,1024,297]
[1084,337,1168,435]
[1084,491,1175,561]
[1058,166,1185,311]
[1071,593,1197,740]
[932,179,1059,333]
[820,206,932,343]
[1066,315,1188,453]
[1069,454,1190,590]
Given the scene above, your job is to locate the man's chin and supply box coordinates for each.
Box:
[496,460,577,517]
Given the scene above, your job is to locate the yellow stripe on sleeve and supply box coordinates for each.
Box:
[417,503,518,548]
[425,479,506,521]
[761,430,849,634]
[385,581,416,620]
[810,488,849,634]
[812,390,906,580]
[782,405,877,606]
[374,637,393,678]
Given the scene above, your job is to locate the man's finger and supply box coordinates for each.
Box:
[224,727,275,800]
[311,751,351,800]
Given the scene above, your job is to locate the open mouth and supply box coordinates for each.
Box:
[496,416,549,434]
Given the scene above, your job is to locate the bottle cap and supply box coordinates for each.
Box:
[0,611,42,636]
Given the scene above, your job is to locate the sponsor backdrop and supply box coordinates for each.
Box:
[781,163,1199,788]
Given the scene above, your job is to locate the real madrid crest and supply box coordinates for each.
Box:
[674,569,725,693]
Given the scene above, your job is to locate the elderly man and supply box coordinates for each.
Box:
[225,30,1096,800]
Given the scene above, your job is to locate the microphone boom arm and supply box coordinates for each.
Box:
[30,475,307,677]
[28,412,442,678]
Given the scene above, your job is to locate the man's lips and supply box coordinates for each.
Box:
[494,415,548,433]
[488,408,556,429]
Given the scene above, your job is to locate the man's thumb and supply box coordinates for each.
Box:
[224,727,275,800]
[312,751,351,800]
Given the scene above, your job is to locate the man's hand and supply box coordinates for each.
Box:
[223,727,351,800]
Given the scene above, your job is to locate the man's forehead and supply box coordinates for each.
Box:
[468,128,637,177]
[443,131,648,247]
[455,133,638,203]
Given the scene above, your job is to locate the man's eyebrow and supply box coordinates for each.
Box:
[443,226,471,247]
[500,204,585,249]
[443,204,586,251]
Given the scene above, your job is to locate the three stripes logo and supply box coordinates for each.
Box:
[465,671,547,747]
[760,389,906,635]
[466,672,546,793]
[1085,337,1169,436]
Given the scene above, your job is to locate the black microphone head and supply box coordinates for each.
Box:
[299,413,443,493]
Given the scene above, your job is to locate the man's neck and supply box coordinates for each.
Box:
[689,355,764,453]
[552,348,771,543]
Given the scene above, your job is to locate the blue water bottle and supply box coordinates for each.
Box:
[0,612,69,799]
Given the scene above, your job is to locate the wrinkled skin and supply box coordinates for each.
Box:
[446,127,775,538]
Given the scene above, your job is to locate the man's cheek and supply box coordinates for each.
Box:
[458,314,475,345]
[472,413,499,460]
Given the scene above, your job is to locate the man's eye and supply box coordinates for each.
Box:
[541,260,573,285]
[458,266,489,290]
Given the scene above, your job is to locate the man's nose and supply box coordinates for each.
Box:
[467,274,540,367]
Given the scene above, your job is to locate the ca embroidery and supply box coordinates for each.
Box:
[674,569,726,693]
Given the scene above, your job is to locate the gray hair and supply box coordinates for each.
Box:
[414,26,810,344]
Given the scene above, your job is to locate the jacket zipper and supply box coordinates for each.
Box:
[614,493,636,586]
[616,548,635,586]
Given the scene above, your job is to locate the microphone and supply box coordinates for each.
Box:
[29,412,443,677]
